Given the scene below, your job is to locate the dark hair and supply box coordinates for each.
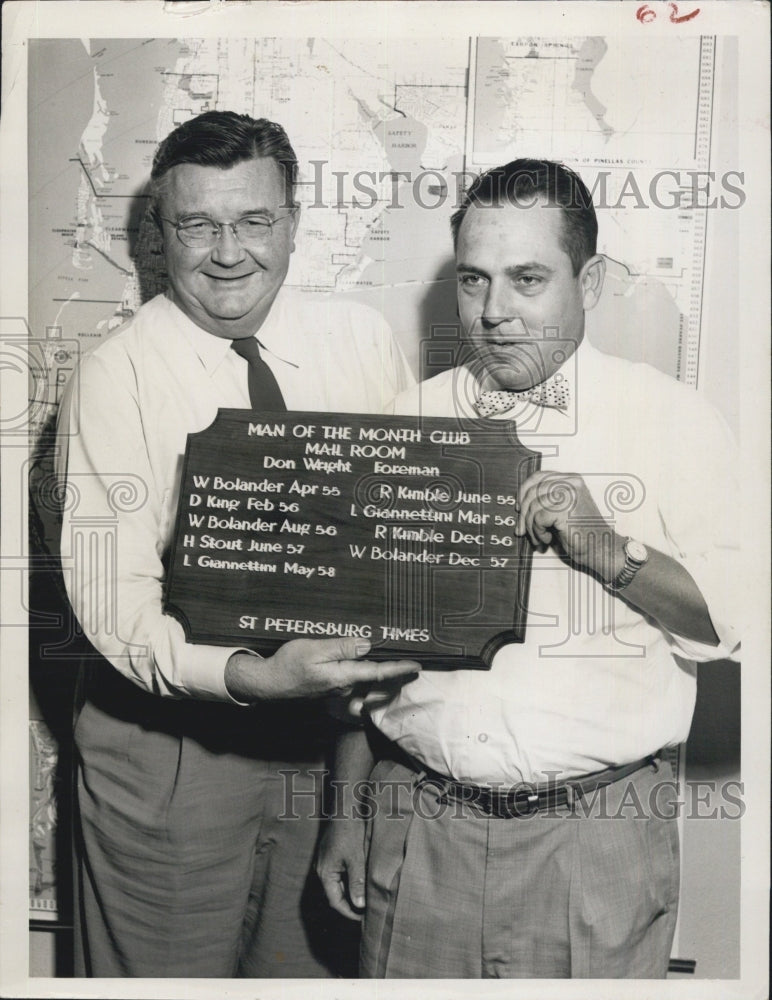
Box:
[450,159,597,274]
[150,110,298,208]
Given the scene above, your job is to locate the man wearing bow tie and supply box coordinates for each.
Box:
[317,159,740,978]
[55,110,419,978]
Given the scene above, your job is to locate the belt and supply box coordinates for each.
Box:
[409,754,661,818]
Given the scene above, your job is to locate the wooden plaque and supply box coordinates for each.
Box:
[164,410,540,669]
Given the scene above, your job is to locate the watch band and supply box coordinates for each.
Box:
[607,537,648,593]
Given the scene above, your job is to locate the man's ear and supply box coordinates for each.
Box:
[150,204,165,245]
[580,254,606,310]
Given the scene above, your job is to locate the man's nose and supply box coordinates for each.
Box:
[210,224,247,266]
[481,280,514,328]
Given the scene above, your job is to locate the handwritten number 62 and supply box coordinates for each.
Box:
[636,3,701,23]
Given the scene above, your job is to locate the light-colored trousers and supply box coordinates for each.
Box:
[361,756,679,978]
[72,670,353,977]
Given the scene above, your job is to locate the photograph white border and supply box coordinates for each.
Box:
[2,2,769,998]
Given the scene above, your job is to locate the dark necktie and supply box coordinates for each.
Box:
[230,336,286,412]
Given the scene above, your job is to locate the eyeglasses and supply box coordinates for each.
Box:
[158,209,297,249]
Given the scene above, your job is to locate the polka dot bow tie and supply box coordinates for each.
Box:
[474,374,570,418]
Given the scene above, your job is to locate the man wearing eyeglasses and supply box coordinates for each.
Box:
[55,111,418,978]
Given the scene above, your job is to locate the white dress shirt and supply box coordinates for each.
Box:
[368,343,740,785]
[56,290,413,702]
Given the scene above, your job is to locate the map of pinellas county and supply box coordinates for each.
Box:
[28,33,730,440]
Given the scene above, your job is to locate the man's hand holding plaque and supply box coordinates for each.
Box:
[224,637,420,704]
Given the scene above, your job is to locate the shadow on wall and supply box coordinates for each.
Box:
[418,257,459,343]
[29,417,78,973]
[128,183,169,306]
[588,257,681,377]
[688,660,740,777]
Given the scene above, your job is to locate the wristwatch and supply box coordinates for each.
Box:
[607,537,649,592]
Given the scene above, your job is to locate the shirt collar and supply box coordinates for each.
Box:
[252,288,301,369]
[163,292,234,375]
[162,288,300,374]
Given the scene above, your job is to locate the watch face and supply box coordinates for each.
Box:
[626,539,648,563]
